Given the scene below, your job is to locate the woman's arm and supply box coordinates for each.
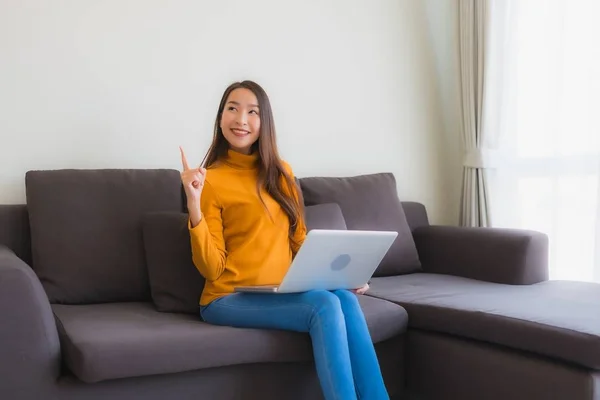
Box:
[188,181,227,281]
[291,216,307,256]
[282,162,307,256]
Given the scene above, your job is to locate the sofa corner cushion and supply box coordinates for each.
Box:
[142,211,205,315]
[299,173,421,276]
[368,273,600,370]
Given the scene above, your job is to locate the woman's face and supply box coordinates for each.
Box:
[220,88,261,155]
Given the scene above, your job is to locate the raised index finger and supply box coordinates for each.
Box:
[179,146,190,170]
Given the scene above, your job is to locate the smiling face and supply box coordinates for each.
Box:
[219,88,261,155]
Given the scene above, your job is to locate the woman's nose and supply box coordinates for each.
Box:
[235,113,248,126]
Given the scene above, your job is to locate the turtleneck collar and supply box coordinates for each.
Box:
[224,149,259,170]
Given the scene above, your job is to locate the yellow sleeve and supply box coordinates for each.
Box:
[282,161,307,256]
[291,212,307,256]
[188,181,227,281]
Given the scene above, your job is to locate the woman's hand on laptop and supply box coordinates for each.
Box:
[351,283,369,295]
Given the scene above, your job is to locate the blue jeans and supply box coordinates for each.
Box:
[200,289,389,400]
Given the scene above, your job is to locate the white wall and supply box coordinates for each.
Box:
[0,0,461,224]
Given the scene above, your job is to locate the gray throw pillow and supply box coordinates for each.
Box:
[142,212,204,314]
[304,203,347,231]
[299,173,421,276]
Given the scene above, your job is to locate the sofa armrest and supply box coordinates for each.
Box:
[0,245,61,397]
[413,226,549,285]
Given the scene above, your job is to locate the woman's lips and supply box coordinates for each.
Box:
[231,128,250,137]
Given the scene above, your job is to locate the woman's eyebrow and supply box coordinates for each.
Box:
[227,100,259,108]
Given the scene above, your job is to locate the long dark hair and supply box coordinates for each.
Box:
[201,80,303,245]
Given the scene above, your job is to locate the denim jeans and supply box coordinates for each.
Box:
[200,289,389,400]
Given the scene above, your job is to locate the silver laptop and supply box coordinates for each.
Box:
[234,229,398,294]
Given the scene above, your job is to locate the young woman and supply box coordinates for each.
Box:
[180,80,389,400]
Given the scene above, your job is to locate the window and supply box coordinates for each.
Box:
[489,0,600,281]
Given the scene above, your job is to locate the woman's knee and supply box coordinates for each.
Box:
[332,289,361,308]
[304,290,343,315]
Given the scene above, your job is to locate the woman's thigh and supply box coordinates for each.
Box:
[200,290,342,333]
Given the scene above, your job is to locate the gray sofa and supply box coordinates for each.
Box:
[1,169,599,400]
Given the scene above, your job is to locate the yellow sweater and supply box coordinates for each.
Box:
[189,149,307,306]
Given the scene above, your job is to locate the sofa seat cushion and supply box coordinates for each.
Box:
[52,296,407,383]
[368,273,600,370]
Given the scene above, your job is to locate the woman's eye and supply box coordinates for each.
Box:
[250,110,258,115]
[227,106,236,111]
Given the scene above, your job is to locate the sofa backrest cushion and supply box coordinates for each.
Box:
[299,173,421,276]
[26,169,183,304]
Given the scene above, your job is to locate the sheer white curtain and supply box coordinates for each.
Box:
[489,0,600,282]
[458,0,492,228]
